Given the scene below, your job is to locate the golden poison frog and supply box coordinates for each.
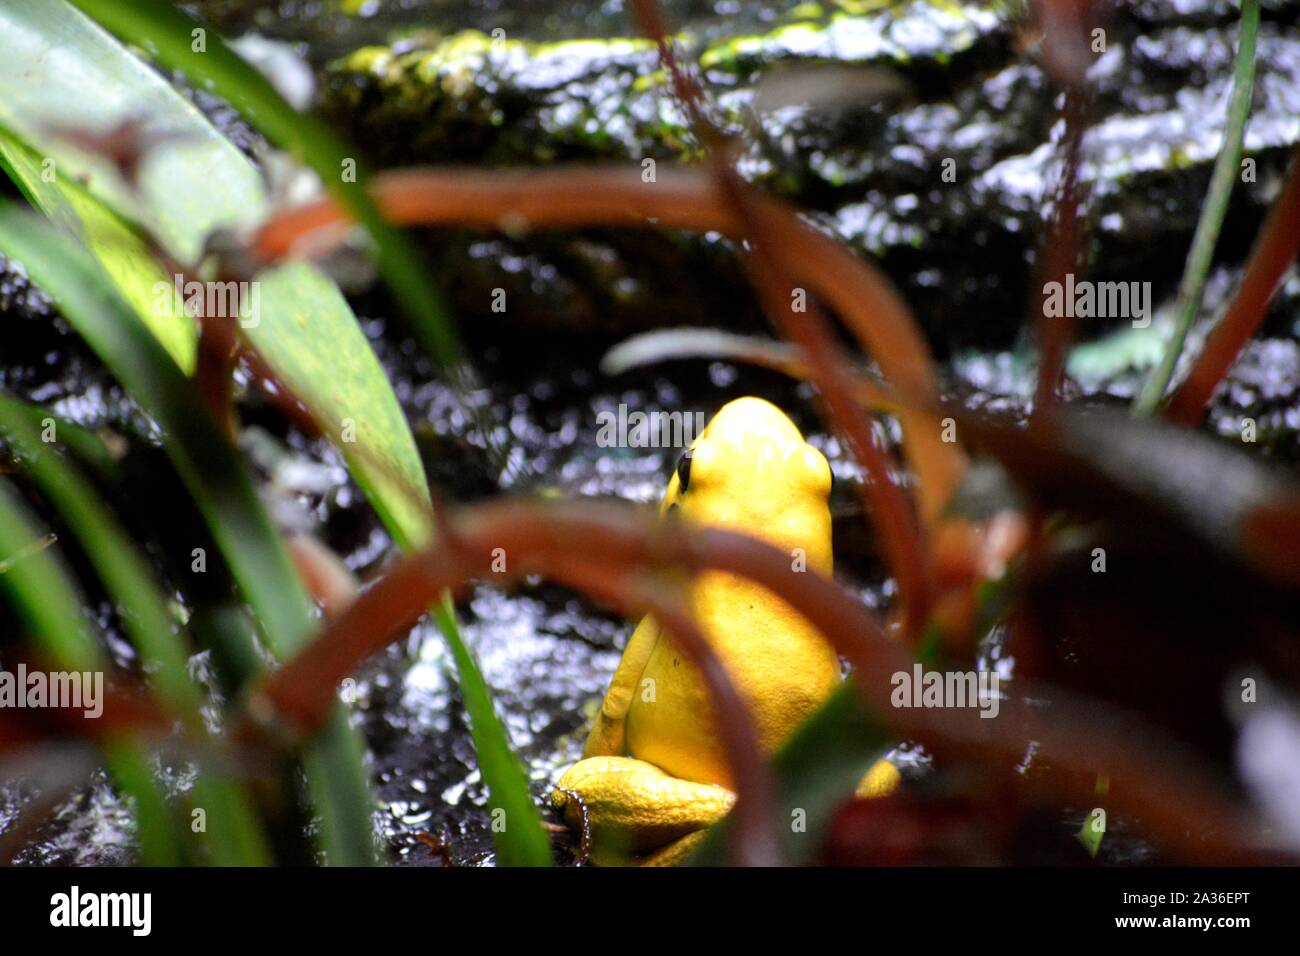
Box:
[553,397,899,865]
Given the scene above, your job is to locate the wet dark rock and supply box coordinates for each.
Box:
[1207,337,1300,458]
[316,0,1300,351]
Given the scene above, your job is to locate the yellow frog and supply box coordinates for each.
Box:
[553,396,899,865]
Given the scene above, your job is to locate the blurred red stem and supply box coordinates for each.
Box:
[255,499,1264,863]
[253,167,962,525]
[1033,84,1089,412]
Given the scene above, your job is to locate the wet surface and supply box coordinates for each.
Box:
[315,0,1300,349]
[2,303,1193,865]
[2,0,1299,866]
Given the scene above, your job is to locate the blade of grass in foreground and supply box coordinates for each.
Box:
[0,479,180,865]
[0,206,375,864]
[53,0,560,864]
[434,595,552,866]
[0,394,271,865]
[3,3,527,855]
[1133,0,1260,414]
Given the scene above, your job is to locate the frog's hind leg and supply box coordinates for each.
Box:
[582,615,661,759]
[637,830,709,867]
[553,756,733,862]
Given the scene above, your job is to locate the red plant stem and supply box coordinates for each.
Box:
[154,248,327,443]
[252,166,963,525]
[629,0,706,128]
[1165,148,1300,424]
[0,675,171,750]
[722,180,931,635]
[256,500,1266,862]
[1033,83,1088,412]
[1036,0,1100,89]
[193,312,239,440]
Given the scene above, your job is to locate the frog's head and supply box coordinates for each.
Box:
[662,396,833,573]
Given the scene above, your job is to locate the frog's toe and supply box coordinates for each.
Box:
[855,758,902,798]
[552,755,734,855]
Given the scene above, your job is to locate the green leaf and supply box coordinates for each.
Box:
[0,0,434,551]
[100,736,182,866]
[0,0,266,267]
[0,395,194,714]
[246,262,433,547]
[0,480,106,672]
[1066,318,1170,387]
[0,206,375,864]
[1078,809,1105,858]
[66,0,467,374]
[1134,0,1261,414]
[0,129,196,371]
[689,680,894,866]
[435,595,552,866]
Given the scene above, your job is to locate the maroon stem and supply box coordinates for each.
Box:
[1166,148,1300,423]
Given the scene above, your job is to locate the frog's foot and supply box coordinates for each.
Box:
[552,755,734,863]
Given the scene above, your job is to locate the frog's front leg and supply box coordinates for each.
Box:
[552,756,734,864]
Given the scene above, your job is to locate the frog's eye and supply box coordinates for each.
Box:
[675,450,693,493]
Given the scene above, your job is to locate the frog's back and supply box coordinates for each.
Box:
[624,397,840,787]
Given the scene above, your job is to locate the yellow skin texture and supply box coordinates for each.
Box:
[553,397,899,863]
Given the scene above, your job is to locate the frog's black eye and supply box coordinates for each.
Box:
[675,450,692,493]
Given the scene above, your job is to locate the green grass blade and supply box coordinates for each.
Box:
[0,394,196,715]
[247,262,434,547]
[99,737,182,866]
[11,0,531,864]
[0,479,181,865]
[434,595,552,866]
[0,480,105,671]
[1,405,123,482]
[0,206,375,864]
[1133,0,1260,414]
[0,394,272,865]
